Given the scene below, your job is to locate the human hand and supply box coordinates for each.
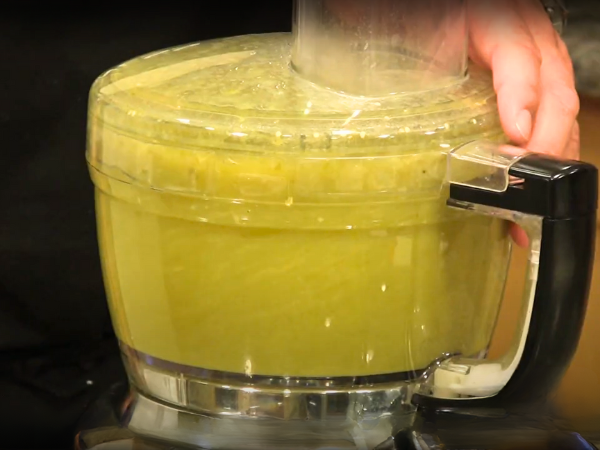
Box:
[320,0,578,246]
[468,0,580,246]
[468,0,580,160]
[323,0,579,160]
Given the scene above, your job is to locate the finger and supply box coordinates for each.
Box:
[468,0,542,146]
[516,0,575,85]
[527,51,579,157]
[324,0,365,26]
[564,120,581,160]
[510,224,530,248]
[516,0,579,157]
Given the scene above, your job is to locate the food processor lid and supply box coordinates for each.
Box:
[86,0,504,228]
[91,33,498,153]
[89,0,499,156]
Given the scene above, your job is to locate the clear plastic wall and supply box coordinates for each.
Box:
[292,0,469,96]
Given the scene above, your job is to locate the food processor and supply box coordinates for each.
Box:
[81,0,598,448]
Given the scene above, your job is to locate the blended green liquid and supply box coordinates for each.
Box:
[89,34,511,378]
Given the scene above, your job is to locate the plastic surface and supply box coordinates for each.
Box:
[414,149,597,407]
[88,32,509,381]
[292,0,468,96]
[447,141,527,192]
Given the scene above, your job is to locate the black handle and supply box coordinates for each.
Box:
[413,154,597,410]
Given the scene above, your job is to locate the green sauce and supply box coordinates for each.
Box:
[88,33,511,377]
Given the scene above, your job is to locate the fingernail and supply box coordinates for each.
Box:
[516,110,532,142]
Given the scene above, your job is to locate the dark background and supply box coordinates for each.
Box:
[0,5,291,449]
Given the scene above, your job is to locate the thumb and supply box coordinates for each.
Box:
[468,0,542,145]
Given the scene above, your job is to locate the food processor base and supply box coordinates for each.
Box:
[74,383,599,450]
[117,344,422,449]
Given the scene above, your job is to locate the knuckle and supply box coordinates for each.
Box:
[555,39,576,76]
[556,37,570,60]
[517,40,543,65]
[551,87,580,118]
